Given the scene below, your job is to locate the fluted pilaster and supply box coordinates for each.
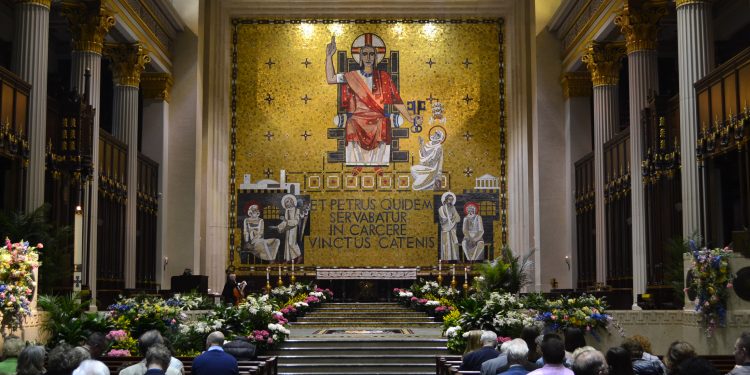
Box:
[562,72,593,290]
[582,43,625,284]
[677,0,714,238]
[141,73,172,288]
[11,0,49,211]
[617,0,666,308]
[107,43,150,289]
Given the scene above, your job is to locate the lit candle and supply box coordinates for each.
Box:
[279,264,282,278]
[451,264,455,277]
[292,258,295,273]
[266,267,270,283]
[438,259,442,273]
[464,266,468,280]
[73,206,83,292]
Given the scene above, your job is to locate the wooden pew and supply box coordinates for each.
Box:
[100,356,277,375]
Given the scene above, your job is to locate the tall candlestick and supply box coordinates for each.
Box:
[439,259,442,273]
[451,264,455,277]
[73,206,83,294]
[266,267,270,283]
[464,266,467,280]
[292,258,295,273]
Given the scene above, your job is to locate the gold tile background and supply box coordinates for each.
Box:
[230,20,505,268]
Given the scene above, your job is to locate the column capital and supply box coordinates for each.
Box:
[582,42,626,87]
[14,0,51,8]
[105,43,151,87]
[561,72,593,98]
[141,73,173,102]
[62,1,116,54]
[675,0,711,8]
[615,0,669,53]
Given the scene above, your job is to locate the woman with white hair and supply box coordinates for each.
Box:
[500,339,532,375]
[72,360,109,375]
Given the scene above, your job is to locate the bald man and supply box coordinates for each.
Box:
[192,332,238,375]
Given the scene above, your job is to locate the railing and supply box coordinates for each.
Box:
[574,152,595,289]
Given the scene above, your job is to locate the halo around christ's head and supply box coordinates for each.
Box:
[351,33,387,65]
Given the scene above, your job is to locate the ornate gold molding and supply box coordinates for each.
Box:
[140,73,173,102]
[615,0,669,53]
[581,42,626,87]
[675,0,711,8]
[62,1,116,54]
[561,72,593,98]
[104,43,151,87]
[14,0,51,8]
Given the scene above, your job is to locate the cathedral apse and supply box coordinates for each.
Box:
[229,19,507,272]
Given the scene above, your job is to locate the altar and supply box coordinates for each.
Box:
[315,268,419,302]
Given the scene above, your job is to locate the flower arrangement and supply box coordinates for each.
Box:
[104,329,138,357]
[534,294,612,336]
[686,241,734,336]
[166,293,215,310]
[0,239,41,335]
[271,283,312,300]
[107,295,184,337]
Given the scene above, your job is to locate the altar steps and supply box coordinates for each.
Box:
[275,303,449,374]
[290,302,441,328]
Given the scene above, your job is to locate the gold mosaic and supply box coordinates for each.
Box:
[229,19,506,271]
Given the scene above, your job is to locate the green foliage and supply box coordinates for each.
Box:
[38,293,109,347]
[0,204,72,293]
[475,246,534,295]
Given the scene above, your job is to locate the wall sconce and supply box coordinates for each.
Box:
[565,255,570,270]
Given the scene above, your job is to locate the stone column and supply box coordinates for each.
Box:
[62,0,115,308]
[676,0,714,238]
[11,0,50,211]
[140,73,172,290]
[616,0,668,308]
[105,43,150,289]
[561,72,593,289]
[582,42,626,285]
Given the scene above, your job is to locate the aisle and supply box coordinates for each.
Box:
[270,302,449,374]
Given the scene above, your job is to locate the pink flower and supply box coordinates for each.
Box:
[36,243,43,249]
[254,335,264,341]
[497,336,512,343]
[410,297,418,301]
[727,283,734,289]
[267,338,274,344]
[106,349,131,357]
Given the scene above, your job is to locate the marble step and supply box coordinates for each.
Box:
[288,321,443,328]
[273,346,450,355]
[277,354,441,364]
[280,338,447,348]
[278,362,435,373]
[296,316,435,322]
[305,311,427,317]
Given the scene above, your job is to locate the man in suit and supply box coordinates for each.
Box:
[120,330,184,375]
[192,332,239,375]
[460,331,501,371]
[500,339,532,375]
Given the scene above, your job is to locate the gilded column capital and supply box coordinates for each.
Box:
[581,42,626,87]
[14,0,51,8]
[561,72,593,98]
[104,43,151,87]
[615,0,669,53]
[675,0,711,8]
[62,1,116,54]
[141,73,173,102]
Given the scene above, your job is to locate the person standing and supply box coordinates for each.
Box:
[192,332,238,375]
[439,192,460,261]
